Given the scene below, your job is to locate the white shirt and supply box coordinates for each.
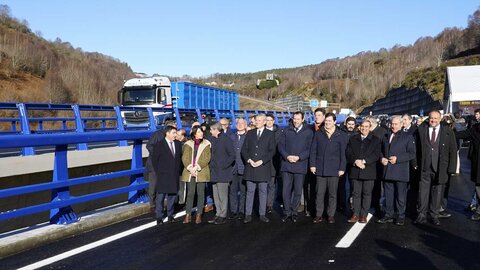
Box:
[295,125,303,132]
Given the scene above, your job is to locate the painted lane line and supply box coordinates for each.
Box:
[335,213,373,248]
[18,210,187,270]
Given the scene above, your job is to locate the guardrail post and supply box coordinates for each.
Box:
[213,109,220,122]
[17,103,35,155]
[114,106,128,147]
[273,111,279,125]
[229,110,236,129]
[50,144,79,224]
[128,139,148,204]
[281,111,287,126]
[174,108,182,128]
[196,108,203,124]
[147,107,156,131]
[72,105,88,151]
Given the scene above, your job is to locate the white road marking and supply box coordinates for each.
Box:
[18,210,186,270]
[335,213,373,248]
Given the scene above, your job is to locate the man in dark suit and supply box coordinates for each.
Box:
[229,118,248,220]
[208,123,235,225]
[265,113,282,214]
[402,113,419,216]
[346,119,382,223]
[278,111,313,223]
[377,116,416,226]
[310,113,349,224]
[241,114,276,223]
[151,125,183,225]
[145,121,177,212]
[415,110,457,226]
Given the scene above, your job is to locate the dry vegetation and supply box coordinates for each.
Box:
[1,5,480,117]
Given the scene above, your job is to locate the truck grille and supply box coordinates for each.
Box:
[124,111,149,124]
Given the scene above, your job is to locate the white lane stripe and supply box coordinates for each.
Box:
[335,213,373,248]
[18,210,187,270]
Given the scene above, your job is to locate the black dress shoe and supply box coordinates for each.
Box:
[267,207,273,214]
[238,213,245,220]
[414,214,427,224]
[281,215,291,223]
[395,219,405,226]
[229,213,238,220]
[431,217,441,226]
[292,215,298,223]
[214,217,227,225]
[376,217,394,224]
[156,219,163,225]
[167,216,176,223]
[208,217,219,224]
[243,215,252,224]
[259,215,270,223]
[438,211,451,218]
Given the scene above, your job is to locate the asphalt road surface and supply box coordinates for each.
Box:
[1,150,479,270]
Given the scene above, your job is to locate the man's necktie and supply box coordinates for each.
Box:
[431,127,436,144]
[169,141,175,156]
[257,130,261,139]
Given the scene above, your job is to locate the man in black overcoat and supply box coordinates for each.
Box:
[241,114,276,223]
[415,110,457,226]
[151,125,182,225]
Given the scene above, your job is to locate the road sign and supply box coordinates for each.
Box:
[309,99,319,107]
[320,100,328,108]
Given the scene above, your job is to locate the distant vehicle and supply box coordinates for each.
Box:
[118,76,239,126]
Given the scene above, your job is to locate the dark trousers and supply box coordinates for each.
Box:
[338,174,347,211]
[383,180,408,219]
[315,176,339,218]
[352,179,375,217]
[267,175,276,208]
[148,172,157,207]
[245,181,268,216]
[476,185,480,215]
[155,193,176,219]
[282,172,305,216]
[229,173,246,214]
[185,180,206,214]
[406,168,420,215]
[303,173,316,215]
[419,171,444,218]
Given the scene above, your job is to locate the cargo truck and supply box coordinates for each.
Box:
[118,76,239,126]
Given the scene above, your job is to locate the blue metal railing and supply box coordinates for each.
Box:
[0,102,313,156]
[0,131,152,224]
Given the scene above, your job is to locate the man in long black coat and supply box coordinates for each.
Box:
[346,119,382,223]
[151,125,182,225]
[415,110,457,226]
[241,114,276,223]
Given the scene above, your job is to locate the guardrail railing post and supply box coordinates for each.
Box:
[196,108,203,124]
[229,110,235,129]
[50,144,79,224]
[114,106,128,146]
[17,103,35,155]
[147,107,156,131]
[128,139,148,204]
[72,104,88,151]
[174,108,182,128]
[214,109,220,122]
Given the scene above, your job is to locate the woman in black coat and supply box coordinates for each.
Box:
[346,120,382,223]
[455,123,480,220]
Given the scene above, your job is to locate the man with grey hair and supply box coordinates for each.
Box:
[377,116,416,226]
[208,122,235,225]
[229,118,248,219]
[241,114,276,223]
[219,117,233,135]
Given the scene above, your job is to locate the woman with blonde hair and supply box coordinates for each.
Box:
[182,125,211,224]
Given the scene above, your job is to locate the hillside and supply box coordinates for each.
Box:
[194,9,480,113]
[1,5,480,116]
[0,5,135,107]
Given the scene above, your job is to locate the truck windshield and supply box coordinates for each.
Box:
[122,89,155,105]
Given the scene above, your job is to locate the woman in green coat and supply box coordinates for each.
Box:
[182,125,211,224]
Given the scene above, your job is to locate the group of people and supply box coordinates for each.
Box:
[146,107,480,227]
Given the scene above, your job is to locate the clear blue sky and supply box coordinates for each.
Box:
[2,0,478,77]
